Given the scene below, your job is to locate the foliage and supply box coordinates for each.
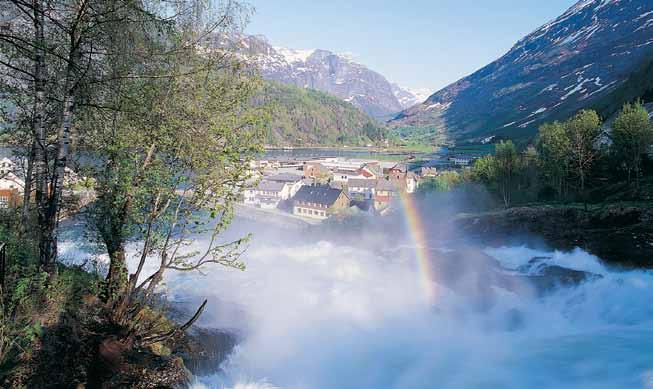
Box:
[418,171,462,192]
[0,214,98,384]
[565,110,602,194]
[611,101,653,188]
[0,0,268,385]
[537,121,571,199]
[257,81,386,146]
[469,105,653,208]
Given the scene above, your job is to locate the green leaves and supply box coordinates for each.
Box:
[256,81,383,146]
[611,101,653,188]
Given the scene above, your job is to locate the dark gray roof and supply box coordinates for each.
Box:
[266,173,303,183]
[348,178,376,189]
[293,185,343,206]
[257,180,286,192]
[376,178,400,191]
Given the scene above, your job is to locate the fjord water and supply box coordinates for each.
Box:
[152,218,653,389]
[59,216,653,389]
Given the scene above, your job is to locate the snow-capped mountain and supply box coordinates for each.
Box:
[391,0,653,141]
[391,84,432,109]
[232,35,423,118]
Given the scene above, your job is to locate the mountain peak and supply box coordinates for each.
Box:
[274,47,316,63]
[240,35,426,118]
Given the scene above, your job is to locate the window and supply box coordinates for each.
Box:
[0,196,8,209]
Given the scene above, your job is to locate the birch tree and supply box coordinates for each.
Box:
[565,109,602,195]
[537,121,571,199]
[78,0,266,340]
[611,101,653,190]
[1,0,160,272]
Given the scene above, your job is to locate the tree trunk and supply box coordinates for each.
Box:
[19,141,35,236]
[31,0,55,272]
[105,243,128,302]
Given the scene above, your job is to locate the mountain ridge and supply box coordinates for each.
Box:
[391,0,653,143]
[235,34,426,118]
[255,80,386,146]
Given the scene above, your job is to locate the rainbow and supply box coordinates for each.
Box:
[397,190,439,304]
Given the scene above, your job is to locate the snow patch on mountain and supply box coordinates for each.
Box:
[390,0,653,140]
[274,47,316,63]
[231,35,421,118]
[391,84,432,109]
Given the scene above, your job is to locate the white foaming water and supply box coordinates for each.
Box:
[178,236,653,389]
[484,246,609,275]
[59,221,653,389]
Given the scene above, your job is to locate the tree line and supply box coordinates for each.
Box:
[469,103,653,208]
[0,0,265,382]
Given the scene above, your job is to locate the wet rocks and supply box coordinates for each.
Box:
[175,327,239,377]
[454,205,653,268]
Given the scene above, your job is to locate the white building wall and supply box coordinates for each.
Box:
[349,187,374,200]
[293,206,328,220]
[0,174,24,191]
[406,178,417,194]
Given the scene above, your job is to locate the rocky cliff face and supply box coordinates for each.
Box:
[392,0,653,142]
[234,35,423,118]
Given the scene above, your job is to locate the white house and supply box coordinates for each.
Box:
[406,172,419,194]
[265,173,304,197]
[449,156,474,166]
[347,178,376,200]
[331,169,371,184]
[0,173,25,209]
[243,174,304,209]
[0,158,16,176]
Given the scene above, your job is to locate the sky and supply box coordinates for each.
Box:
[244,0,578,93]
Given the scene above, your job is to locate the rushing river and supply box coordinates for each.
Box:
[59,212,653,389]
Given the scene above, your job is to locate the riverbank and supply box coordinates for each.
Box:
[454,203,653,268]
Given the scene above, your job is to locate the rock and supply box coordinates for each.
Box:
[524,265,602,294]
[454,205,653,268]
[175,327,239,377]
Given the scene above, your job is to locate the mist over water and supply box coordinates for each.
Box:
[59,193,653,389]
[177,217,653,389]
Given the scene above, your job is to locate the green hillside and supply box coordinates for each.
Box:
[255,81,386,146]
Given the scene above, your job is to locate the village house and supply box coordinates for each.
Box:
[331,168,372,184]
[0,158,24,208]
[384,162,419,194]
[420,166,438,178]
[250,160,281,170]
[244,179,296,209]
[292,185,350,220]
[347,178,376,200]
[449,155,475,166]
[0,157,16,176]
[303,162,332,182]
[265,173,304,197]
[406,172,419,193]
[0,177,24,208]
[361,162,382,179]
[373,177,399,210]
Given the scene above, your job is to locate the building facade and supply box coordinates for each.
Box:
[292,185,350,220]
[347,178,376,200]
